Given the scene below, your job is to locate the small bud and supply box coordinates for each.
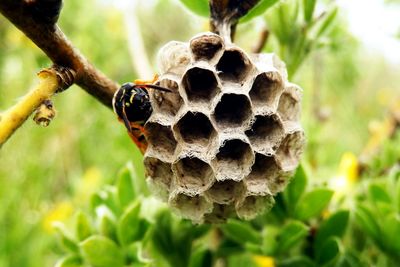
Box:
[33,99,56,127]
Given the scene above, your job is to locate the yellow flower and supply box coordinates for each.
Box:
[42,201,74,233]
[253,255,275,267]
[330,152,359,196]
[338,152,359,183]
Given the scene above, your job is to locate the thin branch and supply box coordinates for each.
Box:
[0,68,60,147]
[252,28,270,53]
[209,0,261,41]
[0,0,118,108]
[123,4,153,79]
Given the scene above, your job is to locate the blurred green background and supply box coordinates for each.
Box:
[0,0,400,266]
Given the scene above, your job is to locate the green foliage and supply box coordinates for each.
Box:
[178,0,209,17]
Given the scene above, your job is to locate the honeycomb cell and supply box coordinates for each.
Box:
[169,192,213,222]
[204,204,235,223]
[173,157,214,192]
[153,78,183,117]
[214,94,252,128]
[213,139,254,181]
[144,157,173,189]
[236,194,274,220]
[217,49,252,82]
[245,114,284,153]
[145,122,177,156]
[206,180,244,204]
[245,153,280,195]
[175,112,217,147]
[276,131,305,172]
[278,84,301,122]
[190,33,224,61]
[182,67,220,103]
[157,41,191,74]
[249,71,283,108]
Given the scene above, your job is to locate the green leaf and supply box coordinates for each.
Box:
[99,215,118,242]
[354,204,382,245]
[179,0,209,17]
[241,0,281,23]
[117,167,136,208]
[55,255,82,267]
[284,164,308,214]
[54,224,79,254]
[117,201,149,246]
[276,221,309,254]
[368,184,391,204]
[316,237,340,265]
[382,213,400,253]
[76,211,92,242]
[278,256,316,267]
[220,219,262,245]
[80,236,124,267]
[295,189,333,221]
[189,246,213,267]
[314,210,349,254]
[316,7,338,38]
[303,0,317,23]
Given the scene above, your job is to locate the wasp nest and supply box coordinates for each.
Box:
[144,33,305,223]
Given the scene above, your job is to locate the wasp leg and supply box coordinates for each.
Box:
[127,130,148,154]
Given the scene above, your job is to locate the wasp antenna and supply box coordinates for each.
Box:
[144,84,173,93]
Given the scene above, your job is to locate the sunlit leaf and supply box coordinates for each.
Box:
[303,0,317,23]
[75,211,92,242]
[284,164,308,214]
[295,189,333,221]
[117,201,149,246]
[220,219,262,245]
[55,255,82,267]
[179,0,209,17]
[80,236,124,267]
[275,220,309,254]
[117,166,136,208]
[241,0,281,23]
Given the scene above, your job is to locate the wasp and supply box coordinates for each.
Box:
[113,76,171,154]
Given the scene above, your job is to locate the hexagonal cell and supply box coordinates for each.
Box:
[245,153,280,195]
[204,204,235,223]
[169,192,213,222]
[144,157,173,189]
[182,67,220,103]
[216,49,252,82]
[236,194,274,220]
[245,114,284,152]
[173,157,214,192]
[175,112,217,147]
[213,139,254,181]
[157,41,191,74]
[145,122,177,156]
[278,84,301,122]
[276,131,305,172]
[206,180,244,204]
[213,94,252,128]
[153,78,184,117]
[190,33,224,61]
[249,71,283,108]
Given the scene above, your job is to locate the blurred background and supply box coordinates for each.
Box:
[0,0,399,266]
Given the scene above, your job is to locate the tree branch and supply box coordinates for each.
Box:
[0,68,62,147]
[0,0,118,108]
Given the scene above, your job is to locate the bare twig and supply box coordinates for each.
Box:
[0,67,63,147]
[252,28,270,53]
[0,0,118,108]
[209,0,261,41]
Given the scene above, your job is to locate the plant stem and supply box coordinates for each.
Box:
[0,69,59,147]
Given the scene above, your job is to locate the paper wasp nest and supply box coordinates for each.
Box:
[144,33,305,223]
